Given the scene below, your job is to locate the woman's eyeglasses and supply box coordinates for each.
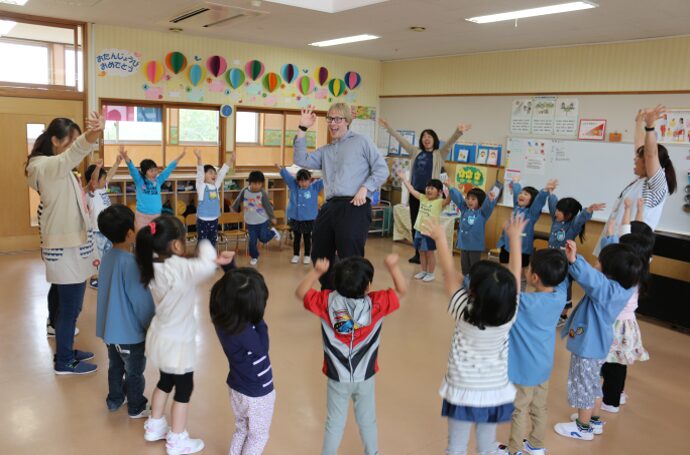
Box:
[326,116,346,124]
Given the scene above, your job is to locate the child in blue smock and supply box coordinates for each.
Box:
[278,165,323,265]
[449,186,498,275]
[121,148,185,231]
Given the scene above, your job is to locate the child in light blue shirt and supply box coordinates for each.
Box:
[449,186,498,275]
[121,149,184,230]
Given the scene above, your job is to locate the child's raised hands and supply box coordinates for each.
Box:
[383,253,399,269]
[215,251,235,266]
[314,258,330,275]
[193,149,202,160]
[422,216,444,241]
[545,179,558,193]
[511,174,520,184]
[504,212,528,241]
[636,198,645,221]
[300,105,316,129]
[588,203,606,212]
[564,240,577,263]
[623,198,632,209]
[118,147,130,162]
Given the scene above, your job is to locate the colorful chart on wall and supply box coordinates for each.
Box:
[655,109,690,144]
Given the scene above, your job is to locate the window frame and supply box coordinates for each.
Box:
[175,107,221,147]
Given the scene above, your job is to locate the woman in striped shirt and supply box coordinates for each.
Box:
[424,214,526,455]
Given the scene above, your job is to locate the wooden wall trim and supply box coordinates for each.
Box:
[380,90,690,99]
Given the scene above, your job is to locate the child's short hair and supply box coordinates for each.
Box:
[630,220,653,237]
[210,268,268,335]
[556,197,585,242]
[426,179,445,198]
[98,204,135,243]
[248,170,265,184]
[598,243,643,289]
[140,159,157,177]
[296,169,312,181]
[203,164,216,174]
[85,164,107,183]
[135,215,186,285]
[467,188,487,207]
[334,257,374,299]
[521,186,539,207]
[529,249,568,287]
[620,231,655,295]
[466,260,517,329]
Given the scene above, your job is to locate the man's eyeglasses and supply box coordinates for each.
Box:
[326,116,346,124]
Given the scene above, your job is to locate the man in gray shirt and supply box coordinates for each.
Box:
[294,102,389,289]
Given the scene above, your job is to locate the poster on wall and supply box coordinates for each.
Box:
[476,144,502,166]
[655,109,690,144]
[531,96,557,135]
[510,98,533,134]
[451,143,477,162]
[96,49,141,76]
[455,164,488,193]
[349,106,377,144]
[554,98,579,137]
[578,119,607,141]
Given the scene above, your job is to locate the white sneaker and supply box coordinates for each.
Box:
[523,439,546,455]
[250,258,258,266]
[291,255,300,264]
[271,228,281,242]
[422,273,435,282]
[569,413,604,435]
[144,416,169,442]
[166,430,204,455]
[414,271,427,280]
[47,324,79,337]
[600,403,620,414]
[554,420,594,441]
[620,392,628,405]
[129,404,151,419]
[303,256,311,264]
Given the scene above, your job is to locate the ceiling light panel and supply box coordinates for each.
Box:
[309,34,379,47]
[466,1,598,24]
[263,0,388,13]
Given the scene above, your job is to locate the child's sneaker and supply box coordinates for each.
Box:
[291,255,300,264]
[166,430,204,455]
[270,227,281,242]
[620,392,628,405]
[414,271,427,280]
[74,350,95,362]
[89,277,99,289]
[422,272,435,282]
[129,404,151,419]
[54,360,97,375]
[144,416,169,442]
[600,403,620,413]
[249,258,258,266]
[569,413,604,435]
[523,439,546,455]
[495,443,522,455]
[554,420,594,441]
[303,256,311,264]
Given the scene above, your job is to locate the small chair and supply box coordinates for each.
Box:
[184,213,197,243]
[218,212,248,255]
[272,209,291,249]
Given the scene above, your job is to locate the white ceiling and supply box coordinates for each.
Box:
[1,0,690,61]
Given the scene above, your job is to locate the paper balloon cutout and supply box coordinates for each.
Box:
[187,64,206,87]
[280,63,298,84]
[165,51,187,74]
[262,72,282,93]
[316,66,329,86]
[344,71,361,90]
[145,60,165,84]
[245,60,265,81]
[328,78,345,97]
[206,55,227,78]
[225,68,245,89]
[297,75,314,95]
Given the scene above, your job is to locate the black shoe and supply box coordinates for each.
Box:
[408,254,420,264]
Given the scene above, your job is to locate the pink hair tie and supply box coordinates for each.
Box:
[149,222,157,234]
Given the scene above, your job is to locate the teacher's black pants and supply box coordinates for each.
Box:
[311,197,371,290]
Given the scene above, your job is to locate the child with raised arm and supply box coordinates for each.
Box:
[423,213,525,455]
[135,216,234,454]
[85,152,123,288]
[545,181,606,325]
[448,186,499,275]
[553,239,642,441]
[231,171,281,266]
[122,149,185,231]
[277,164,323,264]
[398,170,451,282]
[295,254,407,455]
[496,248,569,455]
[193,149,232,248]
[96,204,155,418]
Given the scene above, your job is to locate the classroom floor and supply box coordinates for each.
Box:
[1,237,688,455]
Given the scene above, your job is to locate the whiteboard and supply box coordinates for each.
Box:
[500,137,689,234]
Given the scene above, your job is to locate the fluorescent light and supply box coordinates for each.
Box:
[0,0,29,5]
[264,0,388,13]
[309,34,379,47]
[466,1,597,24]
[0,20,17,36]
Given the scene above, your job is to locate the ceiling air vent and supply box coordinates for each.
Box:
[167,2,268,28]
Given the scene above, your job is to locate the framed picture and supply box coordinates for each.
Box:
[578,119,607,141]
[452,143,477,162]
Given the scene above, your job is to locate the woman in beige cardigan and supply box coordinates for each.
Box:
[26,111,105,375]
[379,119,471,263]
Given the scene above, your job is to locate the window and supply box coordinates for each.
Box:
[64,48,83,91]
[0,41,49,84]
[104,105,163,143]
[178,108,219,145]
[27,123,45,228]
[236,111,259,143]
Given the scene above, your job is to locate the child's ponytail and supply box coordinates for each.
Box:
[556,197,585,242]
[135,222,157,286]
[135,215,186,286]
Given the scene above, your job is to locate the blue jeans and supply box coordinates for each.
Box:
[106,342,148,415]
[54,282,87,366]
[247,221,275,259]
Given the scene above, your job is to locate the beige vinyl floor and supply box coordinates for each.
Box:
[1,237,688,455]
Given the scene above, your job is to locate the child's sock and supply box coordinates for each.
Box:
[591,416,601,422]
[575,419,591,430]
